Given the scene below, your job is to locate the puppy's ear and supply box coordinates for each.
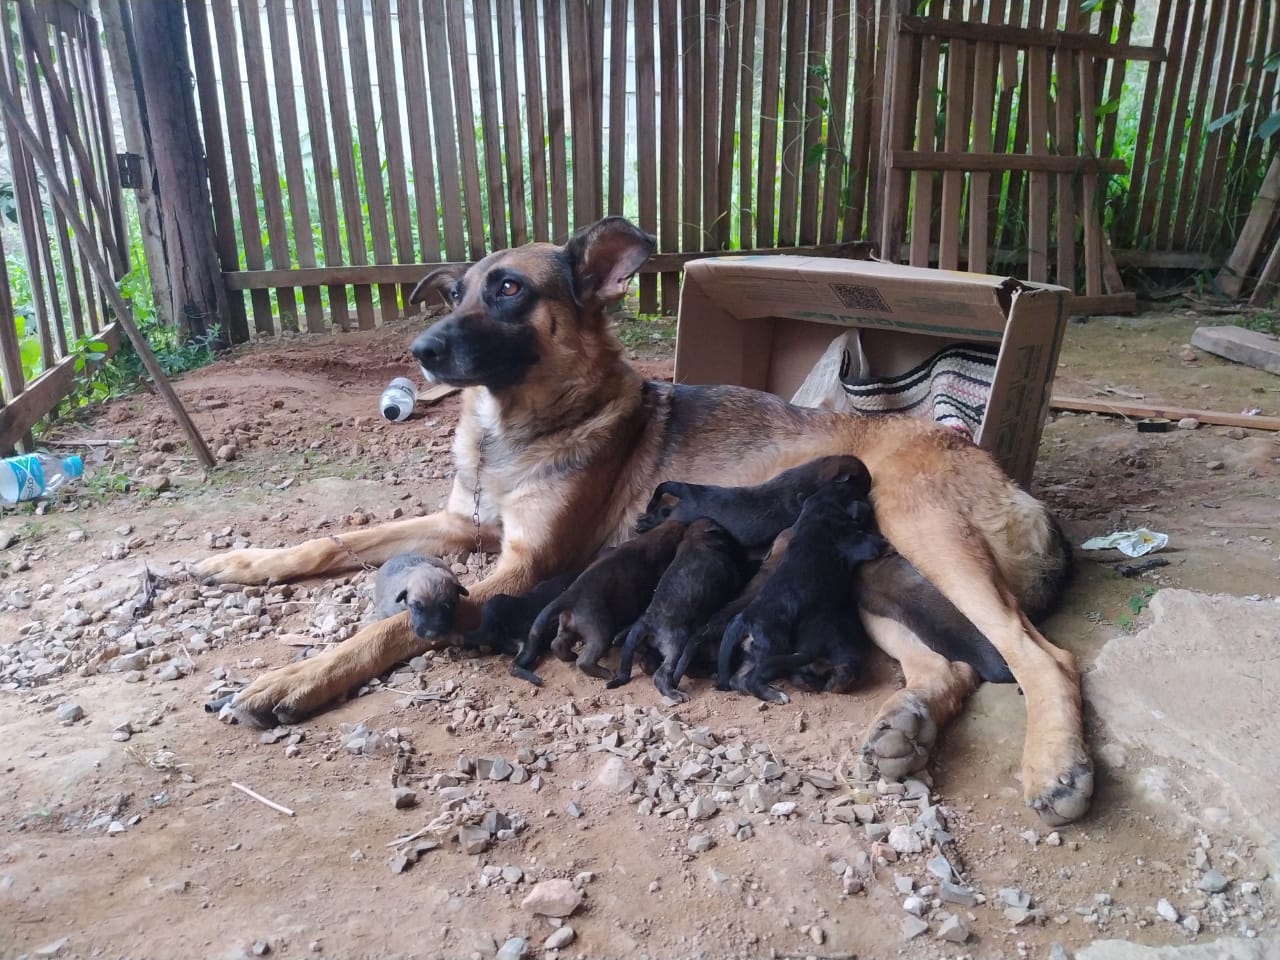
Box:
[394,588,409,604]
[562,216,656,306]
[409,265,465,305]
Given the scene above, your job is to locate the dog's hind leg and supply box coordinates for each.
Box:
[651,631,691,703]
[876,506,1090,825]
[606,624,647,689]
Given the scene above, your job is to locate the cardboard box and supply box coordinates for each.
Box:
[672,255,1071,487]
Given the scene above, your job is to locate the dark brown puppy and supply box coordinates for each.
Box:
[719,486,886,703]
[460,572,579,656]
[636,455,871,550]
[511,519,687,684]
[606,518,750,701]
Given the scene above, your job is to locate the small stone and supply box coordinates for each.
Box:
[887,825,922,855]
[1182,916,1201,934]
[936,913,969,943]
[141,474,171,492]
[106,821,126,835]
[56,702,84,724]
[32,938,70,958]
[688,796,718,820]
[501,866,523,884]
[901,916,929,940]
[903,895,926,917]
[494,936,526,960]
[252,942,271,957]
[217,444,239,462]
[1048,944,1073,960]
[1045,830,1062,846]
[543,926,575,950]
[1156,898,1179,922]
[939,880,978,907]
[1197,869,1229,893]
[392,788,417,809]
[927,854,954,881]
[457,825,489,855]
[566,801,582,819]
[521,879,582,917]
[595,755,636,795]
[488,757,513,781]
[1176,417,1199,430]
[768,801,797,817]
[688,833,714,854]
[1207,460,1225,471]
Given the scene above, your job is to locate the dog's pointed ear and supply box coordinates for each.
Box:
[409,265,465,305]
[562,217,656,306]
[394,588,409,605]
[457,584,469,597]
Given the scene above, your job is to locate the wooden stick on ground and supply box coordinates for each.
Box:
[1050,395,1280,431]
[0,81,216,468]
[231,781,296,817]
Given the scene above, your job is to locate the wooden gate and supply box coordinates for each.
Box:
[0,0,128,454]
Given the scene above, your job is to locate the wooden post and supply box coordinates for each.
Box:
[125,0,237,346]
[98,0,171,330]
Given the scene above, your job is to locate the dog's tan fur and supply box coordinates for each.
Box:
[198,218,1090,824]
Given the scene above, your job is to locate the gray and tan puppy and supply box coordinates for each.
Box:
[374,552,468,639]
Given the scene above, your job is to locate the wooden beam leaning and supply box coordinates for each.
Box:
[0,82,217,469]
[900,16,1164,60]
[890,151,1127,174]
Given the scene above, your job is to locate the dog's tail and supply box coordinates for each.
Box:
[605,622,648,689]
[510,600,562,687]
[717,614,749,691]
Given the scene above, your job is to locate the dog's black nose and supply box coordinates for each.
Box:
[412,331,447,368]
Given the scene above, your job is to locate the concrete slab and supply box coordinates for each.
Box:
[1191,325,1280,376]
[1078,937,1280,960]
[1086,590,1280,864]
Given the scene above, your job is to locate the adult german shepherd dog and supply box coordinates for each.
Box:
[197,217,1090,825]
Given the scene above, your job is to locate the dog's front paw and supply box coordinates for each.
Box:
[1024,746,1094,826]
[861,691,936,780]
[229,659,343,727]
[193,549,282,586]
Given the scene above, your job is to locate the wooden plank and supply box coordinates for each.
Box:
[0,230,27,405]
[421,0,466,259]
[470,0,507,250]
[908,35,941,267]
[589,0,606,217]
[239,0,298,330]
[567,1,596,230]
[634,0,658,313]
[266,1,325,333]
[1053,44,1076,290]
[1118,0,1173,247]
[81,9,127,275]
[877,15,914,263]
[0,324,120,451]
[1095,0,1132,160]
[820,0,851,244]
[543,0,570,240]
[495,0,527,245]
[864,0,895,245]
[841,0,873,240]
[900,15,1163,59]
[346,0,398,322]
[796,0,826,246]
[1154,0,1208,250]
[184,0,251,341]
[658,0,680,308]
[1050,395,1280,431]
[1025,41,1050,282]
[938,28,973,271]
[608,0,629,216]
[715,0,740,250]
[1067,293,1137,315]
[317,0,375,329]
[1078,50,1103,297]
[754,0,782,247]
[1248,235,1280,308]
[736,0,756,249]
[998,0,1037,252]
[56,18,104,331]
[1135,0,1192,248]
[890,151,1126,174]
[1216,154,1280,298]
[519,0,548,241]
[702,0,721,248]
[223,241,876,290]
[681,0,703,250]
[1172,0,1226,249]
[371,0,417,297]
[968,36,996,275]
[775,0,806,247]
[1112,249,1213,270]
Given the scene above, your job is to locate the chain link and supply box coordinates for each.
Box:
[328,534,377,572]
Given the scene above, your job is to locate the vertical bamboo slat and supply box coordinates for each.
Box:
[658,0,679,307]
[634,0,658,312]
[496,0,528,245]
[755,0,782,247]
[472,0,509,250]
[444,1,488,259]
[398,0,442,266]
[519,0,549,242]
[681,0,702,250]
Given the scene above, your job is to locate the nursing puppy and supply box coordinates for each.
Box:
[511,520,687,684]
[460,572,578,656]
[373,552,468,639]
[606,518,750,701]
[636,455,871,550]
[718,487,886,703]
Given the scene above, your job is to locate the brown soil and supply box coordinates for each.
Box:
[1,310,1276,960]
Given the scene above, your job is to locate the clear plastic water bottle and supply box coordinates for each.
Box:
[0,452,84,504]
[379,376,418,422]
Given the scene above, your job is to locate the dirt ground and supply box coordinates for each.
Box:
[1,307,1277,960]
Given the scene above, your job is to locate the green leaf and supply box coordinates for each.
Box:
[804,141,826,167]
[1207,105,1246,132]
[1257,110,1280,141]
[1094,98,1120,118]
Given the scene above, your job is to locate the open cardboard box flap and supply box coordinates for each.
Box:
[672,255,1072,487]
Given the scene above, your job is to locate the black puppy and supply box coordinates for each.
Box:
[511,520,687,685]
[606,518,750,701]
[636,455,871,550]
[460,572,578,656]
[718,484,886,703]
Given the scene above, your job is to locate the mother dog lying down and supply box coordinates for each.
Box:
[195,216,1089,825]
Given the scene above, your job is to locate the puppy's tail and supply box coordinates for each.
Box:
[510,600,562,687]
[717,615,748,691]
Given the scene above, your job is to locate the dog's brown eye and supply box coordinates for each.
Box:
[499,279,521,297]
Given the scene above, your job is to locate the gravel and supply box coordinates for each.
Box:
[521,879,582,917]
